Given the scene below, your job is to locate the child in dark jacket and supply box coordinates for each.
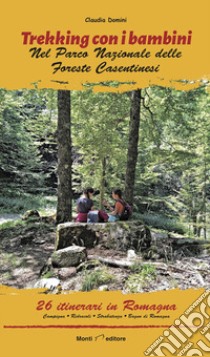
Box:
[76,187,94,222]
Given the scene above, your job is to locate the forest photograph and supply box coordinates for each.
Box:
[0,85,209,293]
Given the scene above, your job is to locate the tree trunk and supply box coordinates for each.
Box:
[192,213,198,236]
[56,90,72,224]
[100,157,106,209]
[203,149,207,239]
[124,89,141,205]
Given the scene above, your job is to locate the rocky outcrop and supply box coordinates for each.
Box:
[51,246,87,267]
[56,221,210,260]
[56,221,151,252]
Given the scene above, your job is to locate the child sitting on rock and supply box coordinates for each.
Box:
[103,188,126,222]
[76,187,95,222]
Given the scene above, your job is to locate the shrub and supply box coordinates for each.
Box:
[82,266,114,291]
[125,264,156,293]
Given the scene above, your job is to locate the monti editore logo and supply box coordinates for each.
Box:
[144,291,210,356]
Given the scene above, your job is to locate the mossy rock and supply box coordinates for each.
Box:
[56,221,151,252]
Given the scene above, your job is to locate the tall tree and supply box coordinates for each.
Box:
[124,89,141,205]
[71,90,130,201]
[56,90,72,224]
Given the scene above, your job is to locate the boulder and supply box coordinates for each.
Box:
[58,267,77,280]
[52,246,87,267]
[34,278,61,290]
[56,221,151,252]
[55,221,209,259]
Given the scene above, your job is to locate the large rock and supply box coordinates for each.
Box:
[56,221,151,252]
[34,278,61,290]
[58,267,77,280]
[52,246,87,267]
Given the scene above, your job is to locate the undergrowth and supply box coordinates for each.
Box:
[82,266,114,291]
[136,213,186,234]
[125,263,157,293]
[0,194,56,214]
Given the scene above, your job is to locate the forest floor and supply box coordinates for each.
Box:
[0,220,210,293]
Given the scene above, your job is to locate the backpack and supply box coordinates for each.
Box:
[98,209,109,222]
[117,199,132,221]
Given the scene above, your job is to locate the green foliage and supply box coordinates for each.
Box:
[0,219,24,230]
[81,266,114,291]
[42,271,55,279]
[134,86,210,238]
[71,90,130,203]
[130,262,156,276]
[83,81,135,88]
[136,213,186,234]
[125,264,156,292]
[0,193,56,214]
[0,89,57,198]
